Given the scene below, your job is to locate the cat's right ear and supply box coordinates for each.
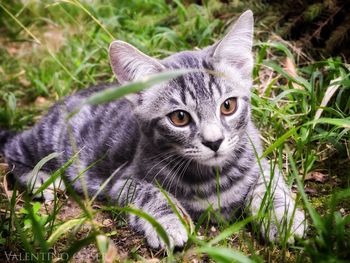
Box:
[109,40,165,84]
[212,10,254,79]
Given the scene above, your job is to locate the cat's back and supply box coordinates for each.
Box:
[60,83,140,174]
[4,82,140,177]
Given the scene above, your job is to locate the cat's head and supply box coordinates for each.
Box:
[109,10,254,167]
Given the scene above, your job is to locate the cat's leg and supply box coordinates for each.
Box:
[4,127,65,201]
[9,161,64,202]
[109,178,191,249]
[247,167,307,243]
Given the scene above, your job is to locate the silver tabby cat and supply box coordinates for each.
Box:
[0,11,306,248]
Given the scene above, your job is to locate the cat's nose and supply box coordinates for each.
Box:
[202,138,223,152]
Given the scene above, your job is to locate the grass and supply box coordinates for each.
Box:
[0,0,349,262]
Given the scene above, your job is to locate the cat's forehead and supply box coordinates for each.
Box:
[163,51,208,71]
[163,51,218,101]
[161,51,250,107]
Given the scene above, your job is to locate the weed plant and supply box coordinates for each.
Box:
[0,1,349,262]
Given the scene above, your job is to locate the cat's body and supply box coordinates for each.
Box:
[0,11,306,249]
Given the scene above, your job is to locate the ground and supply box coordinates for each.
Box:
[1,154,349,262]
[0,1,349,262]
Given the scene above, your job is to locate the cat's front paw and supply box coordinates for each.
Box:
[289,209,307,240]
[262,207,307,244]
[144,214,189,249]
[23,171,65,202]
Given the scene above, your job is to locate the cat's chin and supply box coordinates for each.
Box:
[196,154,228,168]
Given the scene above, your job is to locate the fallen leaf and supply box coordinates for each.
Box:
[144,259,160,263]
[96,235,119,263]
[0,163,9,174]
[34,96,50,107]
[257,67,275,95]
[313,76,341,126]
[41,24,66,52]
[19,75,31,87]
[102,218,113,227]
[305,171,329,183]
[283,57,303,90]
[304,187,317,196]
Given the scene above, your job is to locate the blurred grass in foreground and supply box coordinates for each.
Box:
[0,0,349,262]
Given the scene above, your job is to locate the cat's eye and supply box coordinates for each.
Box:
[221,97,237,116]
[168,110,191,127]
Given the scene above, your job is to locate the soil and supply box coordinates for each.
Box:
[0,153,349,262]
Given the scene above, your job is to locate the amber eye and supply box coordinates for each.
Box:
[168,110,191,127]
[220,97,237,115]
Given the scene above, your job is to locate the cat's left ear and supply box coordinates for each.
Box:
[109,40,165,106]
[109,40,165,84]
[212,10,254,78]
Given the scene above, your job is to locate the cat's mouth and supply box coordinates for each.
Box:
[183,145,233,167]
[198,152,227,167]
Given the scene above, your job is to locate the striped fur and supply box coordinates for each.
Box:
[1,11,306,249]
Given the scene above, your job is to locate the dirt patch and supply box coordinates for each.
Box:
[51,199,157,262]
[0,159,159,262]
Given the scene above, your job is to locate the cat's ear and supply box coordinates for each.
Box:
[109,40,165,84]
[212,10,254,78]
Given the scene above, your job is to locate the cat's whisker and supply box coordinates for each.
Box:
[162,157,182,186]
[172,160,187,197]
[175,158,193,197]
[196,161,200,178]
[164,161,187,195]
[164,158,186,194]
[142,152,178,181]
[151,154,184,184]
[144,149,177,162]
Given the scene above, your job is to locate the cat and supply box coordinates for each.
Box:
[0,10,306,249]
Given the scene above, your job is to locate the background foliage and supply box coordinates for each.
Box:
[0,0,349,262]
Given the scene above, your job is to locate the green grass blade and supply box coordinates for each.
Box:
[305,117,350,129]
[261,127,299,159]
[157,182,194,234]
[89,162,127,204]
[286,146,324,233]
[194,206,213,234]
[208,217,252,246]
[96,235,118,263]
[84,69,198,105]
[28,152,62,192]
[61,175,94,220]
[65,0,114,40]
[216,167,221,214]
[63,233,98,263]
[47,218,86,247]
[33,151,79,196]
[197,246,253,263]
[0,2,41,44]
[11,184,36,257]
[23,199,49,257]
[121,206,171,252]
[263,60,311,90]
[255,42,294,60]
